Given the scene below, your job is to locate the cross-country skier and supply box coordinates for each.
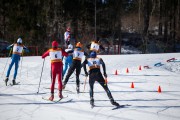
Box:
[86,37,105,54]
[82,51,119,107]
[42,40,68,101]
[64,27,71,47]
[4,37,29,86]
[63,42,84,93]
[62,43,73,79]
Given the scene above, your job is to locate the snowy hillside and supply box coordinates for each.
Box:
[0,53,180,120]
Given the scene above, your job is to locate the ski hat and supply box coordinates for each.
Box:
[76,42,82,47]
[66,27,71,32]
[90,51,97,58]
[17,38,22,44]
[95,39,100,43]
[95,37,100,43]
[68,44,73,49]
[52,41,58,47]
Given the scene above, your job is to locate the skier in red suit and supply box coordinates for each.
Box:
[42,40,68,101]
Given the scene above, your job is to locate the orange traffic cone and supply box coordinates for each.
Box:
[115,70,118,75]
[158,86,162,93]
[139,66,142,70]
[131,82,134,88]
[126,68,129,73]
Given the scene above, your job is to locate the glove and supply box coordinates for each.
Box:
[85,72,88,77]
[104,73,107,78]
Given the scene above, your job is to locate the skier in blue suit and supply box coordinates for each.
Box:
[62,44,73,79]
[4,37,29,86]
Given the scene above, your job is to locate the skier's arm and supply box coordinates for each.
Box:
[86,43,91,49]
[84,51,89,57]
[82,59,88,76]
[62,49,68,57]
[23,45,29,52]
[100,45,105,51]
[42,50,50,58]
[65,49,74,53]
[100,58,107,78]
[6,44,14,50]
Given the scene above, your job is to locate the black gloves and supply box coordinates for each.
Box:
[104,72,107,78]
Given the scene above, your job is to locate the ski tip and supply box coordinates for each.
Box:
[112,104,131,110]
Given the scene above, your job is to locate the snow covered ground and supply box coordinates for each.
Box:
[0,53,180,120]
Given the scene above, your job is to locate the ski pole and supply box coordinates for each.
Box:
[83,76,88,92]
[20,50,24,77]
[1,48,12,79]
[104,77,108,86]
[37,58,45,94]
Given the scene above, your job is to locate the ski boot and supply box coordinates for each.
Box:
[4,77,9,86]
[110,99,120,107]
[49,93,54,101]
[76,86,80,94]
[90,97,95,108]
[12,79,17,85]
[58,90,63,99]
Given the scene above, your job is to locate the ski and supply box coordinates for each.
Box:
[63,89,75,94]
[42,95,68,103]
[112,104,131,110]
[43,87,76,94]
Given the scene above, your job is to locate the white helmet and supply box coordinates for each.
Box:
[68,44,73,49]
[17,38,22,44]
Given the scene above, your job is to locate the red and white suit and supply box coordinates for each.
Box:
[42,48,68,93]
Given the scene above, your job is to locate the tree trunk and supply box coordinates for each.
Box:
[172,0,177,52]
[118,1,122,54]
[178,0,180,31]
[115,0,122,54]
[163,1,168,52]
[142,0,150,53]
[158,0,163,36]
[71,17,78,44]
[178,0,180,42]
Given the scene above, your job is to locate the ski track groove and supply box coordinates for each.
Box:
[0,91,132,120]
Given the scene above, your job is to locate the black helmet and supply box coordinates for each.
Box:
[90,51,97,58]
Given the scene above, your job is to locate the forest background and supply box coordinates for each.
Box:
[0,0,180,55]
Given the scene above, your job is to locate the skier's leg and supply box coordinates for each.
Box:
[75,63,81,93]
[63,59,68,76]
[51,72,56,93]
[89,74,95,106]
[5,60,15,85]
[13,59,19,80]
[49,65,56,100]
[63,62,75,88]
[98,74,119,106]
[6,60,15,78]
[89,79,95,98]
[57,71,63,98]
